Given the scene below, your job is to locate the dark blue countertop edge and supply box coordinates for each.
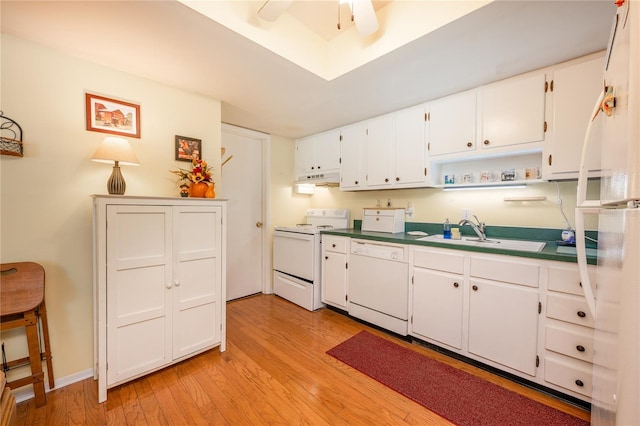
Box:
[321,220,598,265]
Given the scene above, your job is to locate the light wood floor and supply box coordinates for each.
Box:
[15,294,590,425]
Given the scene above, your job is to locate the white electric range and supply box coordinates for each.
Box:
[273,209,350,311]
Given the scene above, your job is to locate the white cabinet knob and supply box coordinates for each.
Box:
[175,280,181,287]
[166,282,172,289]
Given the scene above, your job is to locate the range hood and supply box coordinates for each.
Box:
[295,171,340,186]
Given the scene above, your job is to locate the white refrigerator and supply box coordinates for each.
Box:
[575,1,639,425]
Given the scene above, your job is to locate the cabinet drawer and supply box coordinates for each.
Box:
[546,293,594,328]
[470,256,539,288]
[544,354,593,397]
[412,248,464,274]
[545,321,594,363]
[547,264,594,296]
[323,236,348,254]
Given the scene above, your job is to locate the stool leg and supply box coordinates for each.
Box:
[24,311,46,407]
[38,301,55,390]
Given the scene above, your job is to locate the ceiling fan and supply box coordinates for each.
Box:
[257,0,379,37]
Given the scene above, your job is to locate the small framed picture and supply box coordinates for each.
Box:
[175,135,202,162]
[85,93,141,138]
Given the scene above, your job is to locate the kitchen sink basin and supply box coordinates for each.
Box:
[416,234,546,252]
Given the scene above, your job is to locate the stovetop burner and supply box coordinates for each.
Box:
[274,208,349,234]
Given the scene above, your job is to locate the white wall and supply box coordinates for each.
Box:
[269,134,311,224]
[0,35,222,386]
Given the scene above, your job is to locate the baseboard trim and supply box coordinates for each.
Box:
[12,368,94,404]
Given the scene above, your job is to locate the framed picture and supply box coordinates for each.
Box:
[85,93,141,138]
[175,135,202,162]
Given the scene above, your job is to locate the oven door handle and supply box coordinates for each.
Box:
[274,232,314,241]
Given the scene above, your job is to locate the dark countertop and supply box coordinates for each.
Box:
[321,221,598,265]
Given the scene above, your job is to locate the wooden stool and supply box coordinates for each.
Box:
[0,262,54,408]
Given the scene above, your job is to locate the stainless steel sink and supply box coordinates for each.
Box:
[416,234,546,252]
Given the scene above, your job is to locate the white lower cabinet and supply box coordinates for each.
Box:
[410,248,464,350]
[408,244,595,404]
[321,236,349,310]
[467,255,540,377]
[543,263,596,399]
[322,239,596,404]
[468,278,540,377]
[412,268,464,350]
[93,196,227,403]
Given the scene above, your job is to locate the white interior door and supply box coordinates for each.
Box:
[220,124,268,301]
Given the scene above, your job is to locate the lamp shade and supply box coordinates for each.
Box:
[91,137,139,166]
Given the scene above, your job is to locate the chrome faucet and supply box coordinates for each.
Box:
[458,215,487,241]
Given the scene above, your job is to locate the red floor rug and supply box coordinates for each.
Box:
[327,330,588,426]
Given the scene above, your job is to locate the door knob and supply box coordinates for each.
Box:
[256,222,263,228]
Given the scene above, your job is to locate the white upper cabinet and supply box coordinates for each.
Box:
[479,72,548,151]
[339,122,367,190]
[428,90,477,157]
[366,113,395,188]
[294,129,340,181]
[544,55,604,180]
[365,105,429,190]
[299,53,603,191]
[393,104,429,186]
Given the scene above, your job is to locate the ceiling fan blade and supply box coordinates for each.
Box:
[351,0,378,36]
[257,0,294,22]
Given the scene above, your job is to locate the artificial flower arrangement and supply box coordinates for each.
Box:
[170,158,213,184]
[170,158,215,198]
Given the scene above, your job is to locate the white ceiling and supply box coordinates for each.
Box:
[1,1,614,139]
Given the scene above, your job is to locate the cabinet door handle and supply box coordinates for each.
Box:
[317,165,321,169]
[577,311,587,318]
[384,178,389,183]
[175,280,180,287]
[472,285,478,291]
[354,180,359,185]
[256,222,263,228]
[453,282,459,288]
[166,282,172,289]
[576,345,586,352]
[548,154,553,166]
[332,243,336,248]
[466,142,473,148]
[575,379,584,387]
[325,256,329,260]
[395,177,400,182]
[483,140,490,146]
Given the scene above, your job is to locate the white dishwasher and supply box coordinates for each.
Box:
[348,239,409,335]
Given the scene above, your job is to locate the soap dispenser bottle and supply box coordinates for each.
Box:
[443,218,452,239]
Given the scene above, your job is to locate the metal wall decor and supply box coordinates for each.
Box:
[0,112,24,157]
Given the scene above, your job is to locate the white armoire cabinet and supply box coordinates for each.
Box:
[93,196,227,402]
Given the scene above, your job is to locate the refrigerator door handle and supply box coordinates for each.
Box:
[577,88,605,207]
[574,83,606,319]
[575,207,598,318]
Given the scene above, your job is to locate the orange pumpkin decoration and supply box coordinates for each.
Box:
[188,182,209,198]
[205,183,216,199]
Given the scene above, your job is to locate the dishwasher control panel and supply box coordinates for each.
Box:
[350,240,407,262]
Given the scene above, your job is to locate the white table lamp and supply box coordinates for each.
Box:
[91,136,140,195]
